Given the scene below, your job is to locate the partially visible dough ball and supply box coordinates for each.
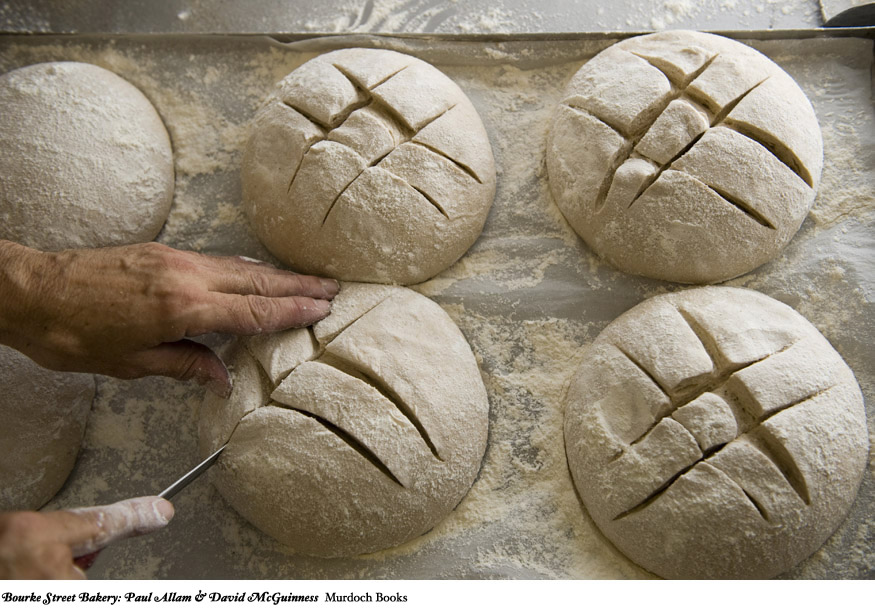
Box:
[563,287,868,579]
[0,346,95,511]
[242,48,496,285]
[547,31,823,283]
[199,283,489,557]
[0,61,174,251]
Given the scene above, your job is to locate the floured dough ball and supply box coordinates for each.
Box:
[564,287,868,579]
[242,48,496,285]
[0,61,174,251]
[199,283,489,556]
[547,31,823,283]
[0,346,95,511]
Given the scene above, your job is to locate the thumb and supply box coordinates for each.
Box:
[63,496,175,557]
[131,340,232,398]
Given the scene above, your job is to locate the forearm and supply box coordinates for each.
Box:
[0,239,47,351]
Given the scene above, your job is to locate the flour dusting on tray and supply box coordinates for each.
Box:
[0,33,871,579]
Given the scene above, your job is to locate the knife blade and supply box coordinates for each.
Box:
[158,444,226,500]
[73,444,226,571]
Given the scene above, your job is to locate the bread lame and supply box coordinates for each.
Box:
[158,444,226,500]
[73,444,226,571]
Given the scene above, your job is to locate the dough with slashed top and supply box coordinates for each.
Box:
[563,287,868,579]
[242,48,496,285]
[199,283,489,557]
[546,31,823,283]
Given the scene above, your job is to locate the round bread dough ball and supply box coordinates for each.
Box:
[546,31,823,284]
[199,283,489,556]
[0,61,174,251]
[242,48,496,285]
[563,287,868,579]
[0,345,95,511]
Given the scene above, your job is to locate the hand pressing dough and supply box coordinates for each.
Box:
[563,287,868,579]
[546,31,823,284]
[199,283,489,557]
[242,48,496,285]
[0,346,95,511]
[0,61,174,251]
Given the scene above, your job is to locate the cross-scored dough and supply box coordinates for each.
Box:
[546,31,823,284]
[198,283,489,557]
[242,48,496,285]
[563,287,867,579]
[0,61,174,251]
[0,346,95,511]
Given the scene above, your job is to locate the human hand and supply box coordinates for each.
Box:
[0,241,339,397]
[0,496,173,579]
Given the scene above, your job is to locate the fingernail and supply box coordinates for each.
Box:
[199,361,232,398]
[153,498,175,524]
[206,375,233,399]
[297,299,332,326]
[320,278,340,298]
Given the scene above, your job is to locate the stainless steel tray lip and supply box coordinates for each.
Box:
[1,27,873,41]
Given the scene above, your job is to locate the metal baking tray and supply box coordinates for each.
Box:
[0,29,872,579]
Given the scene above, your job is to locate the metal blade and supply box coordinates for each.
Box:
[158,444,226,500]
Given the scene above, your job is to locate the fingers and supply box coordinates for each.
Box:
[32,510,106,551]
[0,498,173,579]
[127,340,232,398]
[0,511,90,579]
[0,497,174,580]
[67,564,89,580]
[200,254,340,300]
[64,497,174,557]
[189,293,332,337]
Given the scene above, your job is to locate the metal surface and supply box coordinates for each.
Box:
[158,444,226,500]
[1,30,869,579]
[1,26,873,48]
[1,0,872,576]
[0,0,827,34]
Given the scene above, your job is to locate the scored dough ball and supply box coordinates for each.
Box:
[0,346,95,511]
[0,61,174,251]
[563,287,868,579]
[199,283,489,556]
[546,31,823,283]
[242,48,496,285]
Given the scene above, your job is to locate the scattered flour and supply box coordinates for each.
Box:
[0,31,871,579]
